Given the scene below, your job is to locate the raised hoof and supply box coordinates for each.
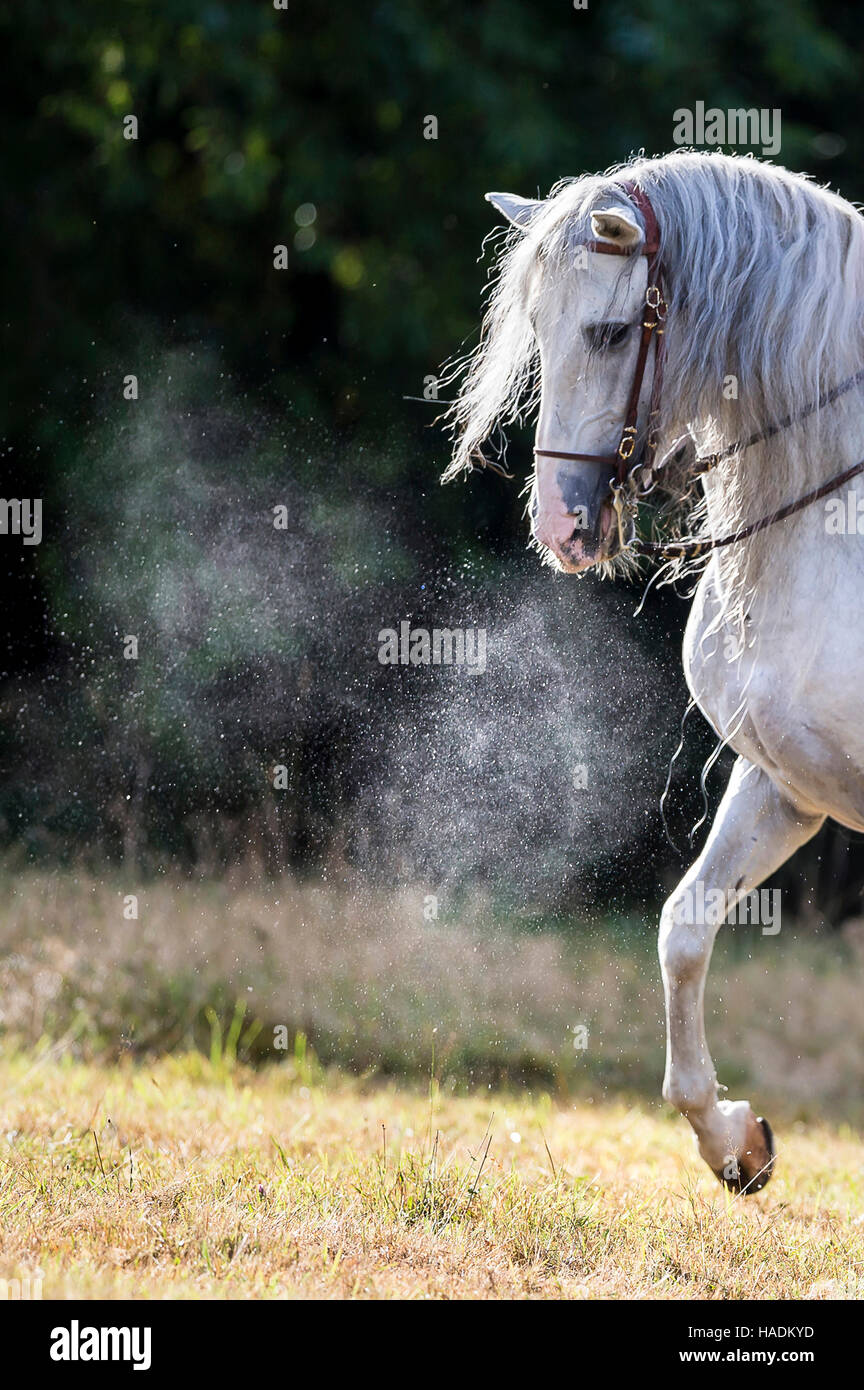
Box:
[713,1115,776,1195]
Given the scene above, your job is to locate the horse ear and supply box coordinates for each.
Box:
[589,207,643,249]
[485,192,542,230]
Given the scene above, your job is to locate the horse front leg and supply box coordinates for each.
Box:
[659,755,824,1193]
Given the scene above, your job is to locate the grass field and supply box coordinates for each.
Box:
[3,871,864,1108]
[2,871,864,1299]
[2,1047,863,1301]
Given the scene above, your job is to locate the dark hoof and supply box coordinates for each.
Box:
[713,1116,776,1195]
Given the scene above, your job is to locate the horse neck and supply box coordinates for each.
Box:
[696,391,864,613]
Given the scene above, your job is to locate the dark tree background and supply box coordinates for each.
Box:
[1,0,862,920]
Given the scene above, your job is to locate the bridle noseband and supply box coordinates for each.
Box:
[532,180,667,545]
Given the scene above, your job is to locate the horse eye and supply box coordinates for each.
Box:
[587,321,630,351]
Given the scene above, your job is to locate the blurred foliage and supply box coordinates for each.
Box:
[0,0,863,910]
[3,0,861,454]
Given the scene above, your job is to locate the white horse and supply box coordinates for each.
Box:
[444,150,864,1192]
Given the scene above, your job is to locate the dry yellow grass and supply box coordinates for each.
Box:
[1,1047,863,1300]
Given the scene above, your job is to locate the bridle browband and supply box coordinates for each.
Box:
[479,179,864,561]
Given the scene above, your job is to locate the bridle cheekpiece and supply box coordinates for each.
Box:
[532,180,667,549]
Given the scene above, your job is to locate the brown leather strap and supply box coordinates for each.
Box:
[532,448,619,465]
[635,456,864,559]
[582,238,659,257]
[685,366,864,481]
[620,184,665,484]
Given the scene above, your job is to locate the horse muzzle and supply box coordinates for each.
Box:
[531,460,628,572]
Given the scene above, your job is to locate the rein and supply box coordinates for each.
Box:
[635,365,864,558]
[635,456,864,559]
[478,180,864,561]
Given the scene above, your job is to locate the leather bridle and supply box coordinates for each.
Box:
[532,181,667,531]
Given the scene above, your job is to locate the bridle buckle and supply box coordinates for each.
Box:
[610,482,637,551]
[618,427,638,461]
